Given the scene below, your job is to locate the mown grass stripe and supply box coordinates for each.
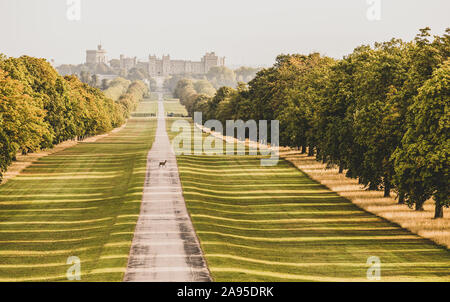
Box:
[168,119,450,282]
[0,102,157,282]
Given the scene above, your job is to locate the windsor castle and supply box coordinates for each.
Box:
[86,45,225,76]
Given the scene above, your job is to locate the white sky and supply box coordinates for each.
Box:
[0,0,449,66]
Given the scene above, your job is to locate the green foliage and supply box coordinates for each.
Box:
[393,60,450,217]
[127,67,150,81]
[234,66,261,83]
[206,66,237,88]
[193,80,216,97]
[174,78,212,117]
[117,80,149,118]
[0,55,146,182]
[103,77,131,101]
[174,28,449,218]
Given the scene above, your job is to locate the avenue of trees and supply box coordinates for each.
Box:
[0,55,148,181]
[173,78,217,117]
[58,61,151,85]
[164,66,261,93]
[174,28,449,218]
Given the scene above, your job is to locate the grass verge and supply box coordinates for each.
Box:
[0,102,157,282]
[281,151,450,249]
[164,99,188,117]
[167,118,450,282]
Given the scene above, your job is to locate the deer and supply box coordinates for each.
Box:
[159,160,168,168]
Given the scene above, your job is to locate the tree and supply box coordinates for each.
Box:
[0,69,52,154]
[235,66,261,83]
[80,70,92,84]
[0,126,13,181]
[206,66,237,88]
[351,40,409,196]
[194,80,216,97]
[204,86,234,121]
[393,61,449,217]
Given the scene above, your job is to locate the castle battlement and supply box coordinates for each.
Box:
[147,53,225,76]
[86,45,225,76]
[86,44,107,65]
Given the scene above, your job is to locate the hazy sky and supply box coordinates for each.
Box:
[0,0,449,67]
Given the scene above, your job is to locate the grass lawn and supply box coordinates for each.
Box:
[0,102,157,281]
[164,99,188,117]
[166,118,450,282]
[132,98,158,116]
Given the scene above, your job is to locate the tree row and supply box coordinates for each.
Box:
[0,55,149,181]
[173,28,449,218]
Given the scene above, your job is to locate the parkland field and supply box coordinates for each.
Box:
[166,117,450,282]
[164,98,189,117]
[0,100,157,281]
[0,96,449,282]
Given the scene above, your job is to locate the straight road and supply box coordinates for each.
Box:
[124,90,211,282]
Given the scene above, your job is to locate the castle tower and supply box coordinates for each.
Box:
[202,52,223,73]
[86,44,107,65]
[162,54,171,76]
[148,55,157,76]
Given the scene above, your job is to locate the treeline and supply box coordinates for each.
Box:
[175,28,449,218]
[57,62,151,84]
[117,80,149,116]
[0,55,148,181]
[104,77,132,101]
[103,77,149,117]
[173,79,217,116]
[164,66,261,93]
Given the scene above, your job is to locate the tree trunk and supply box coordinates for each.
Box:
[383,178,391,198]
[398,192,405,205]
[338,166,344,174]
[368,182,378,191]
[415,201,425,211]
[301,145,306,154]
[434,202,444,219]
[308,146,314,156]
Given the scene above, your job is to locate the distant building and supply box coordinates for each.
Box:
[85,45,225,75]
[86,44,107,65]
[119,54,137,70]
[147,52,225,76]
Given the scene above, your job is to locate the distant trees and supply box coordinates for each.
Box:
[235,66,261,83]
[0,55,148,181]
[103,77,131,101]
[194,80,217,97]
[164,66,260,95]
[206,66,237,88]
[174,28,449,218]
[117,80,149,117]
[56,61,150,87]
[174,78,216,117]
[127,67,150,81]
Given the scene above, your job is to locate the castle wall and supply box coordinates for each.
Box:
[86,45,107,65]
[170,60,187,74]
[86,45,225,75]
[145,53,225,76]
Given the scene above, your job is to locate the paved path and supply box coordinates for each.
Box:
[124,92,211,282]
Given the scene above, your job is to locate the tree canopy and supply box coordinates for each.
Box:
[172,28,449,218]
[0,55,149,181]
